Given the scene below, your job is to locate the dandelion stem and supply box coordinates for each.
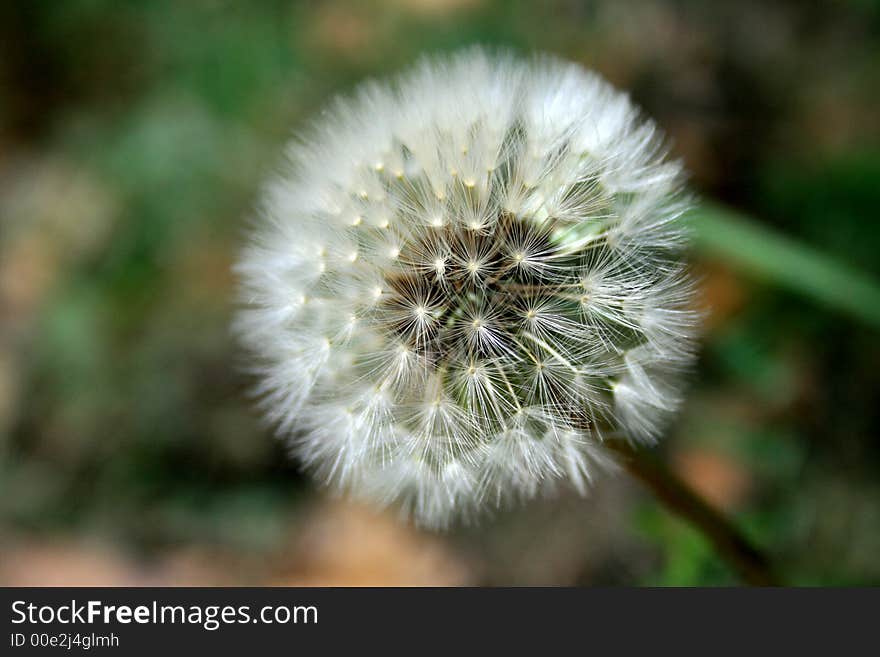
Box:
[607,439,780,586]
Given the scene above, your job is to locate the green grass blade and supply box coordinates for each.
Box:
[687,202,880,328]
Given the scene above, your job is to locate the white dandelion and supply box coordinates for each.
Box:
[235,48,700,528]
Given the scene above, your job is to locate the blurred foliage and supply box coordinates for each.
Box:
[688,203,880,326]
[1,0,879,585]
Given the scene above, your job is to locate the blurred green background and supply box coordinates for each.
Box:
[2,0,879,586]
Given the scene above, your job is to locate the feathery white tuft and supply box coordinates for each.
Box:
[236,49,700,528]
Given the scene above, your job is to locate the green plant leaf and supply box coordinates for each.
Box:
[687,202,880,328]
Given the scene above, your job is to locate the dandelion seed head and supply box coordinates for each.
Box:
[236,49,700,528]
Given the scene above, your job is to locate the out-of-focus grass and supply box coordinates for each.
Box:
[2,0,880,585]
[689,202,880,327]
